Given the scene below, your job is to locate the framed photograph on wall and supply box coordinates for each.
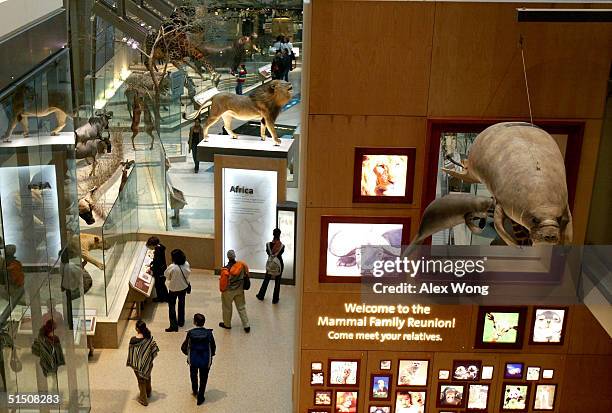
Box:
[380,360,392,371]
[452,360,482,381]
[526,366,541,381]
[328,359,360,386]
[309,409,331,413]
[529,307,568,345]
[395,391,426,413]
[314,390,333,406]
[397,359,429,386]
[542,369,554,379]
[475,306,527,349]
[501,383,530,411]
[533,384,557,411]
[438,370,450,380]
[312,362,323,371]
[319,216,411,283]
[368,406,391,413]
[311,371,325,386]
[352,147,416,203]
[335,391,358,413]
[504,362,524,379]
[481,366,494,380]
[467,384,490,411]
[437,384,466,408]
[370,374,392,401]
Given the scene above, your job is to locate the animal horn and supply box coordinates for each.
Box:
[183,106,205,121]
[493,204,519,246]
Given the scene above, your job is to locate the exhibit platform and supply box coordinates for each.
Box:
[0,132,74,148]
[197,133,294,162]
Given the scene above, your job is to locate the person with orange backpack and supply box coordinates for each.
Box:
[218,250,251,333]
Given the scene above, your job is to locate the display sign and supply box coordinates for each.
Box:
[130,248,155,296]
[277,206,296,281]
[222,168,278,273]
[258,64,272,79]
[169,70,185,98]
[0,165,61,264]
[193,87,220,106]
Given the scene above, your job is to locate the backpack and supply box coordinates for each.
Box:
[265,243,282,277]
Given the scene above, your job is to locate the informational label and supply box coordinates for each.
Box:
[318,303,456,344]
[0,166,61,265]
[169,70,186,98]
[222,168,278,273]
[277,209,295,280]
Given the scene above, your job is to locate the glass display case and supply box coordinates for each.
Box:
[0,50,90,410]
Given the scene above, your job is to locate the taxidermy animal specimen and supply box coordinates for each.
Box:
[75,110,113,145]
[185,80,293,145]
[1,85,69,142]
[410,122,572,247]
[130,95,155,150]
[144,18,221,86]
[76,136,111,177]
[68,234,109,270]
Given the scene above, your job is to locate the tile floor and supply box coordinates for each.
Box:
[88,269,295,413]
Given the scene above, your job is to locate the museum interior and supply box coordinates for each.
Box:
[0,0,610,412]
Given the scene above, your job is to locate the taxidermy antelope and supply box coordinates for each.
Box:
[130,95,155,150]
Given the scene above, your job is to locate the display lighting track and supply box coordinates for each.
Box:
[144,0,175,17]
[92,0,147,44]
[126,0,162,29]
[517,8,612,22]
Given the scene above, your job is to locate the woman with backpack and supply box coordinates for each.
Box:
[256,228,284,304]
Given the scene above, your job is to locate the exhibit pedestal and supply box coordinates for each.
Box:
[197,134,294,162]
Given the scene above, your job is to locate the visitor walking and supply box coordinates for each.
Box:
[126,320,159,406]
[188,119,204,173]
[281,48,292,82]
[181,313,216,406]
[219,250,251,333]
[256,228,285,304]
[164,249,191,332]
[271,50,283,80]
[146,237,168,302]
[235,64,247,95]
[273,35,283,52]
[31,319,65,378]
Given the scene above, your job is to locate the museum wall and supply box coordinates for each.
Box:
[297,1,612,412]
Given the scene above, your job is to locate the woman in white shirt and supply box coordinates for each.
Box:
[164,249,191,332]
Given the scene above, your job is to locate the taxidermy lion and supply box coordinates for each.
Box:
[68,234,110,270]
[1,85,68,142]
[185,80,293,145]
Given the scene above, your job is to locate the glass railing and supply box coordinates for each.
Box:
[100,166,140,315]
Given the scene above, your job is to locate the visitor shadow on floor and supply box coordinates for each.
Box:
[202,389,227,404]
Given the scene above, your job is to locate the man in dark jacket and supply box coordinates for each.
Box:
[181,313,216,405]
[146,237,168,302]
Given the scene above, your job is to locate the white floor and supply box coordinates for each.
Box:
[88,270,295,413]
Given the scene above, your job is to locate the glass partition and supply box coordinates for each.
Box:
[99,168,140,315]
[0,49,90,411]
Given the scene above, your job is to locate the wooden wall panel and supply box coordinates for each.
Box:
[428,2,612,119]
[306,115,426,208]
[571,120,603,244]
[309,1,434,116]
[560,355,612,413]
[567,305,612,355]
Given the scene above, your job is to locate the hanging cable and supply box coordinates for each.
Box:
[519,35,533,125]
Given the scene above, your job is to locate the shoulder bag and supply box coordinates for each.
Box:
[178,266,191,294]
[265,243,283,278]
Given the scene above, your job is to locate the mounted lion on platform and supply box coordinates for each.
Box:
[184,80,293,146]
